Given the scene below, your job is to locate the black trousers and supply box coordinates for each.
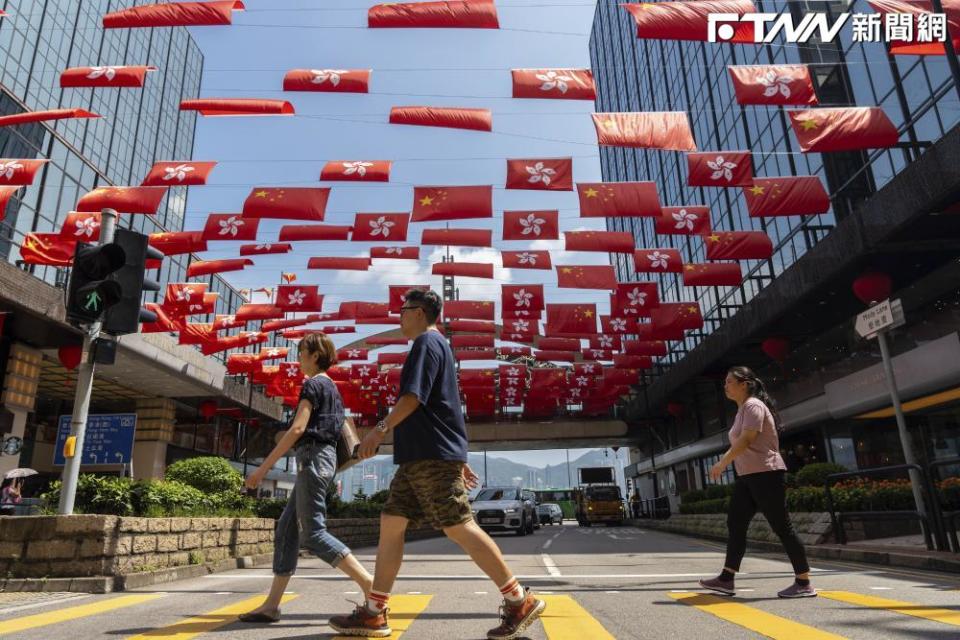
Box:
[723,470,810,575]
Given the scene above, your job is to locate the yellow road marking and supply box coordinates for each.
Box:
[539,594,615,640]
[669,592,847,640]
[334,594,432,639]
[126,594,297,639]
[0,594,163,635]
[819,590,960,627]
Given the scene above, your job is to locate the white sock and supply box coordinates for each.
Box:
[364,590,389,615]
[499,578,525,604]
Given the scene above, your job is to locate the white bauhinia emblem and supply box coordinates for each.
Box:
[359,366,372,377]
[518,213,546,236]
[525,162,556,186]
[536,70,572,94]
[347,349,361,358]
[267,348,281,357]
[310,69,348,86]
[369,215,395,237]
[218,215,244,237]
[611,318,627,332]
[758,69,793,99]
[576,375,589,386]
[175,287,195,302]
[74,216,100,238]
[627,287,647,307]
[218,315,236,327]
[600,335,614,348]
[513,289,533,308]
[570,388,581,398]
[512,320,529,332]
[504,387,517,397]
[87,66,119,81]
[387,394,397,404]
[287,289,306,306]
[506,367,521,377]
[648,251,670,270]
[254,243,272,251]
[672,209,698,231]
[343,161,374,177]
[386,246,403,255]
[285,366,300,378]
[163,164,195,182]
[706,155,738,183]
[517,252,537,265]
[0,160,24,180]
[583,364,595,373]
[246,334,260,344]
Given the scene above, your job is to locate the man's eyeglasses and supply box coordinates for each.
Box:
[399,305,422,314]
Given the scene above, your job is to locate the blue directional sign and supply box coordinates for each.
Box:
[53,413,136,466]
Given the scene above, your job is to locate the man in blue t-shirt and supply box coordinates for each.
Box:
[329,289,545,640]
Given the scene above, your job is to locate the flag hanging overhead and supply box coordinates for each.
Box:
[687,151,753,187]
[564,230,635,253]
[242,187,329,220]
[279,224,352,242]
[60,65,157,88]
[682,262,743,287]
[502,210,559,240]
[788,107,899,152]
[502,284,545,314]
[411,185,492,221]
[502,250,551,270]
[180,98,294,116]
[187,258,253,278]
[389,106,492,132]
[150,231,206,255]
[704,231,773,260]
[61,212,101,241]
[556,265,617,290]
[505,158,573,191]
[624,340,667,357]
[432,262,494,279]
[142,161,216,186]
[235,304,285,321]
[656,206,711,235]
[368,0,499,28]
[421,228,492,247]
[511,68,596,100]
[283,69,372,93]
[371,246,419,259]
[728,64,818,106]
[320,160,391,182]
[613,282,660,315]
[0,159,47,186]
[0,186,18,220]
[202,214,259,241]
[351,213,409,242]
[546,303,597,335]
[276,285,323,312]
[76,186,167,214]
[103,1,245,28]
[19,233,75,266]
[592,112,697,151]
[0,108,100,128]
[444,300,496,321]
[239,242,292,256]
[867,0,960,55]
[634,248,684,273]
[308,256,371,270]
[743,176,831,217]
[622,0,756,42]
[578,182,661,218]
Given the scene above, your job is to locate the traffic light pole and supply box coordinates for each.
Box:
[58,209,117,515]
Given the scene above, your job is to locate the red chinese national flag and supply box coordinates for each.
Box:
[356,302,390,319]
[371,246,419,259]
[505,158,573,191]
[652,302,704,331]
[308,257,371,271]
[187,258,253,278]
[867,0,960,55]
[443,300,495,321]
[60,65,156,88]
[421,228,492,248]
[276,285,323,312]
[389,106,492,132]
[557,265,617,290]
[788,107,899,153]
[448,319,495,333]
[240,242,291,256]
[202,214,259,241]
[76,186,166,214]
[704,232,773,260]
[743,176,831,217]
[388,284,431,313]
[19,233,75,266]
[633,248,683,273]
[279,224,352,242]
[0,159,48,186]
[622,0,756,42]
[369,0,499,28]
[103,1,244,28]
[411,185,492,222]
[150,231,205,255]
[728,65,819,106]
[564,230,635,254]
[242,187,330,221]
[687,151,753,187]
[613,282,660,314]
[545,304,597,335]
[432,262,494,279]
[452,334,495,349]
[539,337,581,351]
[60,212,101,241]
[682,262,743,287]
[624,340,668,357]
[320,160,391,182]
[502,284,545,314]
[283,69,371,93]
[501,250,551,270]
[502,210,559,241]
[142,161,216,186]
[656,206,711,236]
[511,68,596,100]
[351,213,409,242]
[578,182,661,218]
[592,112,697,151]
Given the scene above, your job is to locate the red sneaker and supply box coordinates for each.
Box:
[328,604,391,637]
[487,588,546,640]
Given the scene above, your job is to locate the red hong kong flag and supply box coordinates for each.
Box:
[279,224,352,242]
[456,349,498,362]
[557,265,617,290]
[421,228,492,248]
[141,303,182,334]
[142,161,217,186]
[432,262,494,279]
[601,315,639,335]
[614,281,660,314]
[615,354,652,369]
[412,185,492,222]
[60,212,101,241]
[103,1,244,28]
[564,230,635,254]
[60,65,157,88]
[743,176,831,217]
[788,107,899,153]
[682,262,743,287]
[624,340,668,357]
[444,300,495,321]
[447,319,495,333]
[239,242,292,256]
[187,258,253,278]
[0,108,100,128]
[202,213,259,241]
[356,302,389,319]
[505,158,573,191]
[0,159,48,186]
[352,213,409,242]
[502,210,559,241]
[728,65,819,106]
[452,334,495,349]
[499,346,531,358]
[592,112,697,151]
[502,250,551,270]
[337,348,369,361]
[320,160,391,182]
[276,285,323,312]
[589,334,622,351]
[390,106,492,132]
[634,248,683,273]
[180,98,294,116]
[163,283,208,312]
[371,246,419,259]
[235,304,285,322]
[242,187,330,221]
[308,256,371,271]
[511,68,596,100]
[539,337,581,351]
[578,182,661,218]
[704,231,773,260]
[283,69,371,93]
[656,206,711,235]
[261,318,308,332]
[502,284,545,313]
[0,186,19,221]
[226,354,259,375]
[76,186,167,214]
[388,284,431,313]
[545,304,597,335]
[214,315,248,332]
[19,233,76,266]
[368,0,499,28]
[622,0,756,42]
[868,0,960,55]
[687,151,753,187]
[504,317,537,335]
[150,231,206,255]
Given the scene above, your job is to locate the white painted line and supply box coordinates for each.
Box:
[344,591,360,595]
[605,590,620,594]
[870,586,895,590]
[541,554,562,577]
[670,590,689,593]
[542,539,553,550]
[739,589,755,593]
[213,592,235,595]
[407,591,422,595]
[0,594,90,615]
[552,533,562,540]
[474,591,488,595]
[539,591,555,595]
[204,572,776,580]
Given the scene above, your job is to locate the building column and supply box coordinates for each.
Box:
[0,344,42,478]
[133,397,176,480]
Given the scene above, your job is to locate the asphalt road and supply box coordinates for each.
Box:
[2,521,959,639]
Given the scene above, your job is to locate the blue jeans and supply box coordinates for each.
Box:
[273,441,351,575]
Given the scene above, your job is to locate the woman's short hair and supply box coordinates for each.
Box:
[404,288,443,324]
[299,332,337,370]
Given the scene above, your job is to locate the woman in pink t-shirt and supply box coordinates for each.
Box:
[698,366,815,599]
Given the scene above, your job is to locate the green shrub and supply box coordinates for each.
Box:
[795,463,849,487]
[680,489,706,504]
[785,486,826,512]
[254,498,288,520]
[165,457,243,494]
[131,480,206,517]
[938,477,960,510]
[678,497,729,514]
[704,484,733,500]
[206,491,255,516]
[41,475,134,516]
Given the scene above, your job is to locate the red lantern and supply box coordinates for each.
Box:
[761,337,790,363]
[666,402,686,419]
[198,400,218,420]
[58,344,83,371]
[852,271,892,306]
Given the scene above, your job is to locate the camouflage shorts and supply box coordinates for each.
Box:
[382,460,473,530]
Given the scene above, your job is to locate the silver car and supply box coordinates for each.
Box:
[538,503,563,525]
[471,487,537,536]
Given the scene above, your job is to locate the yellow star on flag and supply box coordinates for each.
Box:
[749,185,765,196]
[561,267,573,274]
[799,118,819,131]
[419,195,434,206]
[254,190,269,198]
[583,309,594,318]
[684,264,695,271]
[602,119,617,129]
[583,188,599,198]
[708,234,721,242]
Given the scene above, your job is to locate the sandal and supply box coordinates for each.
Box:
[238,610,281,623]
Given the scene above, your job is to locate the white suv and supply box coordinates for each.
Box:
[471,487,537,536]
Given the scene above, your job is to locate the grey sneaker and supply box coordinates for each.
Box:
[778,582,817,598]
[698,576,736,596]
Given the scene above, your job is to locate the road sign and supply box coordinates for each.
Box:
[53,413,136,466]
[854,298,905,338]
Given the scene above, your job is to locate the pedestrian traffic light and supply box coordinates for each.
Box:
[66,242,126,326]
[103,228,163,336]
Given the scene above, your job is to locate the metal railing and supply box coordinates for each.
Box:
[635,495,671,520]
[928,457,960,553]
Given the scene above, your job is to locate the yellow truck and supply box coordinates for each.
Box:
[574,467,625,527]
